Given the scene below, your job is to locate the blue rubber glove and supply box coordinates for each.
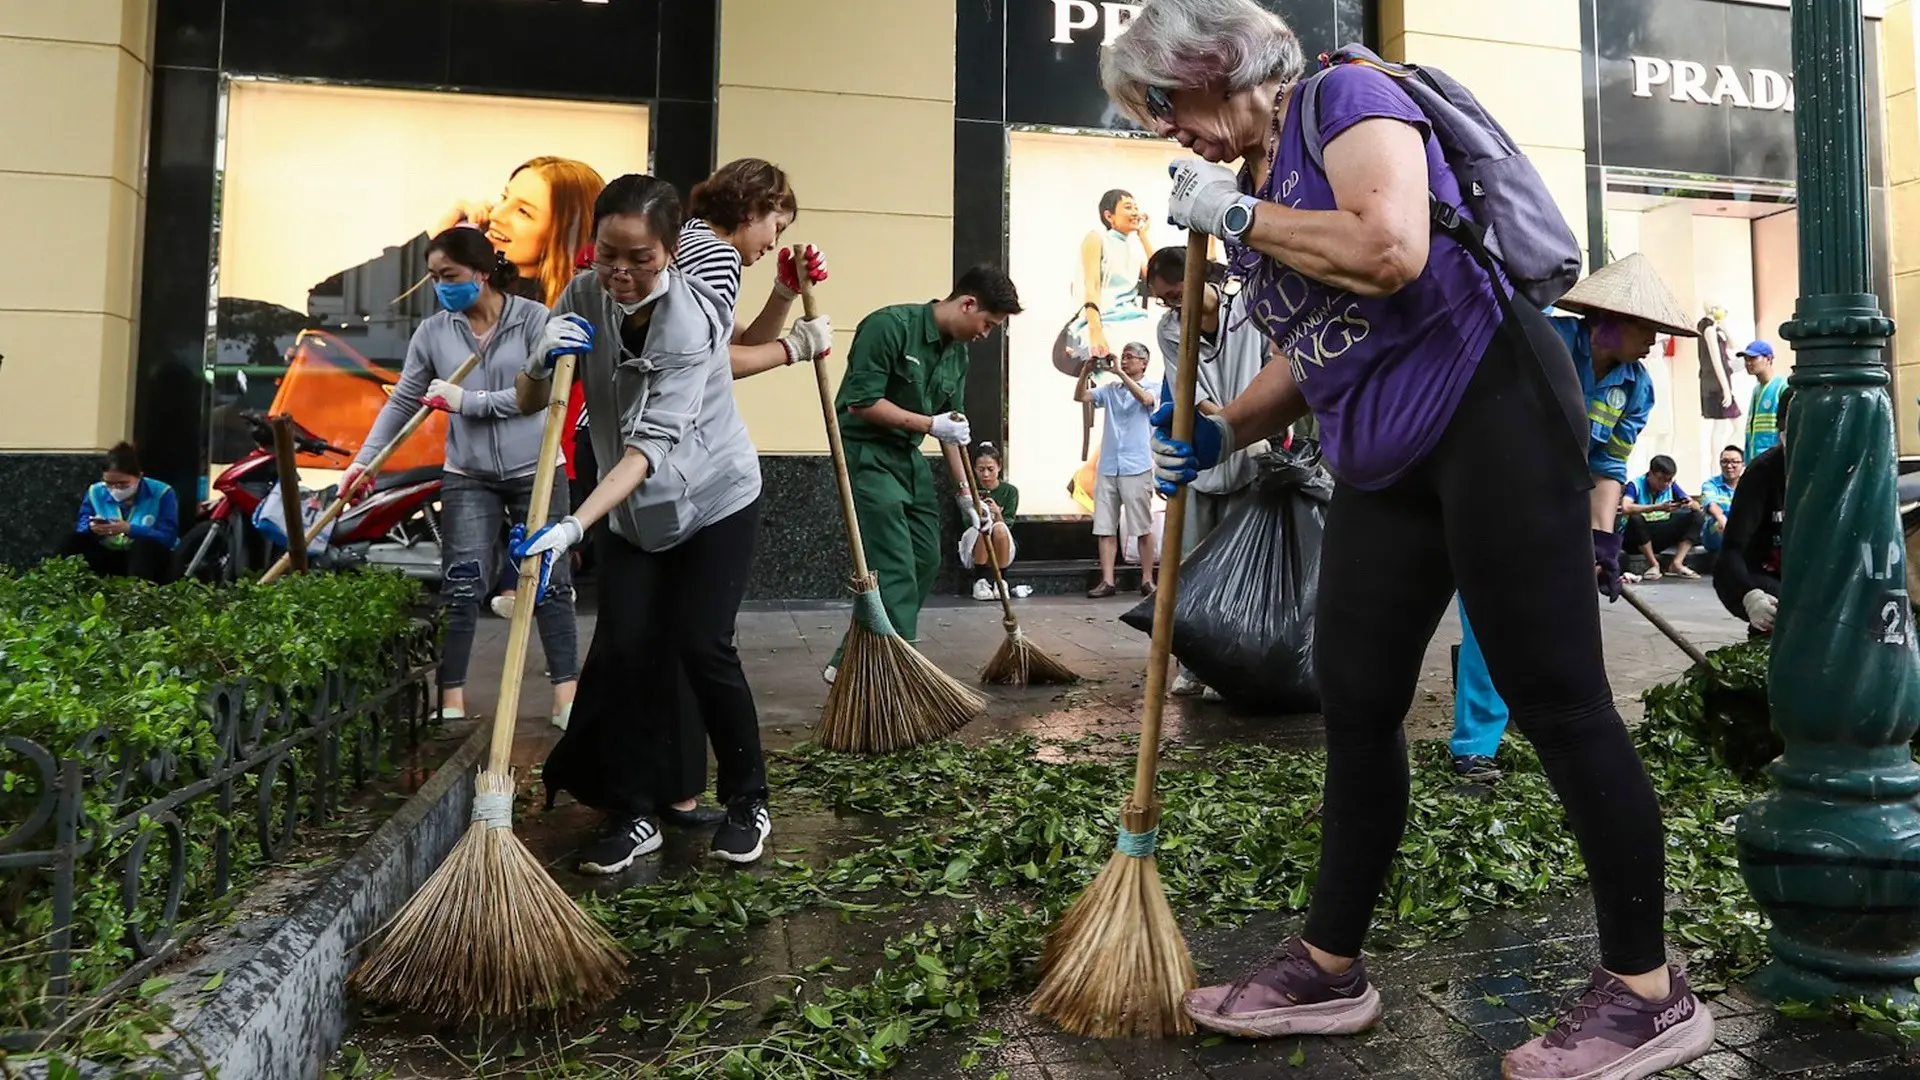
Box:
[527,314,595,379]
[1149,400,1235,496]
[1593,529,1624,603]
[509,517,583,603]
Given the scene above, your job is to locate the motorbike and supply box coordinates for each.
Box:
[175,412,446,584]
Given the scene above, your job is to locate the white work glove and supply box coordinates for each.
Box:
[779,315,834,364]
[422,378,465,414]
[1743,589,1778,633]
[509,516,585,604]
[1168,159,1246,239]
[955,493,983,532]
[930,413,972,446]
[774,244,830,301]
[528,314,595,379]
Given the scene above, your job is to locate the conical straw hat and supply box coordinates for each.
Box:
[1553,253,1699,338]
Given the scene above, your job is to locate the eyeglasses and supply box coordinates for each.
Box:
[1145,85,1175,121]
[590,261,645,279]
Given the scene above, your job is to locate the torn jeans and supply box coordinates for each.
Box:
[439,471,579,689]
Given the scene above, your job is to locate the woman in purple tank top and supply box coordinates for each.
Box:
[1099,4,1709,1079]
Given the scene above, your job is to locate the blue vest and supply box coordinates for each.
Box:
[84,478,175,549]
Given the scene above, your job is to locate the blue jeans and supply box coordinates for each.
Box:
[439,471,579,689]
[1451,597,1510,758]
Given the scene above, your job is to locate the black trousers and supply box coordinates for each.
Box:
[543,499,767,819]
[1303,303,1669,977]
[62,532,172,583]
[1624,509,1704,554]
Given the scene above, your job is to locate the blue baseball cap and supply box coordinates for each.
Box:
[1738,340,1775,360]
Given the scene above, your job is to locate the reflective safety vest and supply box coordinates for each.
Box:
[1747,376,1787,458]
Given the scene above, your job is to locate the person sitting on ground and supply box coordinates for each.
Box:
[1075,340,1159,598]
[1622,455,1704,580]
[960,442,1021,601]
[63,441,179,583]
[1699,445,1742,554]
[1716,388,1791,637]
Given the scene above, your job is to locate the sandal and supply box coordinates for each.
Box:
[1641,566,1663,581]
[1670,565,1700,580]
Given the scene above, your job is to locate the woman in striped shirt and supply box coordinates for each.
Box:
[679,158,832,378]
[641,158,832,831]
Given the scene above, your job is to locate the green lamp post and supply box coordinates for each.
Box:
[1733,0,1920,1007]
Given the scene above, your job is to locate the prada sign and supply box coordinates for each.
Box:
[1628,57,1794,112]
[1592,0,1880,184]
[995,0,1368,130]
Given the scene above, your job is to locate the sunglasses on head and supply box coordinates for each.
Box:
[1145,85,1175,120]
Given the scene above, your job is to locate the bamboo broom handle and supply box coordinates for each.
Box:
[796,246,875,583]
[959,442,1019,623]
[1130,232,1209,807]
[1621,584,1711,668]
[260,353,482,585]
[485,351,577,774]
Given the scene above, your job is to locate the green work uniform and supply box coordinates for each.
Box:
[833,302,969,657]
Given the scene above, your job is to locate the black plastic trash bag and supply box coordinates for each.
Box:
[1121,440,1333,713]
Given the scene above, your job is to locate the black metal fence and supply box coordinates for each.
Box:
[0,618,440,1050]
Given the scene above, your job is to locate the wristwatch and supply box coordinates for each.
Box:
[1221,195,1259,243]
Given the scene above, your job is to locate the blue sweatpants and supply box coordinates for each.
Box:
[1451,597,1511,758]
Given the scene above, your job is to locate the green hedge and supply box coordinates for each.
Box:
[1,558,427,1036]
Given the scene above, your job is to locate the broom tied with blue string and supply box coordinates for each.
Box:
[794,247,984,752]
[1028,233,1208,1038]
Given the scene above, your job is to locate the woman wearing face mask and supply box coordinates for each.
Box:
[513,174,773,872]
[675,157,833,378]
[64,441,179,583]
[344,227,581,727]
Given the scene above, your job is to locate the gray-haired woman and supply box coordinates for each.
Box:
[1103,3,1707,1079]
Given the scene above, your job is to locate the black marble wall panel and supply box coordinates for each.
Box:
[746,456,976,601]
[0,454,108,568]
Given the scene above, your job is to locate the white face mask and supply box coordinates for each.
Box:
[613,268,671,317]
[107,483,138,503]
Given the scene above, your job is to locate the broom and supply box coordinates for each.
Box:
[348,349,627,1020]
[961,442,1080,686]
[259,353,481,585]
[793,245,985,752]
[1028,232,1208,1038]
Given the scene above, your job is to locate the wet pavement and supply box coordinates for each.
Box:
[332,581,1918,1078]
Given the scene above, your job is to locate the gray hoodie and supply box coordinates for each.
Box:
[1156,287,1268,496]
[552,268,761,552]
[356,295,552,480]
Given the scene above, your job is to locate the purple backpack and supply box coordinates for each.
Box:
[1300,45,1582,309]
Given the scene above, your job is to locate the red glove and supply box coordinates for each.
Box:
[775,244,829,299]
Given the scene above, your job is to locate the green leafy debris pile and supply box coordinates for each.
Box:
[1,558,426,1033]
[558,643,1794,1078]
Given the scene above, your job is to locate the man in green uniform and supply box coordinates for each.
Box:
[826,266,1024,681]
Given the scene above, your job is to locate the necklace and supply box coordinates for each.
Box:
[1248,80,1293,190]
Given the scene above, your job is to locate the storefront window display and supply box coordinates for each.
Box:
[206,80,649,478]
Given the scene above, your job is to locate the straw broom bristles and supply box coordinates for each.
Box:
[980,623,1083,687]
[347,770,628,1021]
[1028,231,1211,1040]
[817,575,985,753]
[348,349,626,1020]
[1029,802,1196,1037]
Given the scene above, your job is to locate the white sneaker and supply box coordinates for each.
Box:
[1171,671,1205,696]
[823,664,837,685]
[490,594,516,620]
[551,702,572,731]
[972,578,998,602]
[1011,584,1033,598]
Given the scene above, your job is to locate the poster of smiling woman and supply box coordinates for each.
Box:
[207,81,647,473]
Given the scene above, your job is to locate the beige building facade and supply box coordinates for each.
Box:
[0,0,1913,594]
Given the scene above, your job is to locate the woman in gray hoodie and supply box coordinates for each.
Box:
[514,175,773,872]
[345,227,579,727]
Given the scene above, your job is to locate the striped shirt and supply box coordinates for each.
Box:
[676,218,742,321]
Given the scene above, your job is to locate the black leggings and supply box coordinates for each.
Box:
[1302,304,1668,977]
[543,499,767,819]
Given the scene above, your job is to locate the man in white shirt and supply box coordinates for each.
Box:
[1075,341,1159,597]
